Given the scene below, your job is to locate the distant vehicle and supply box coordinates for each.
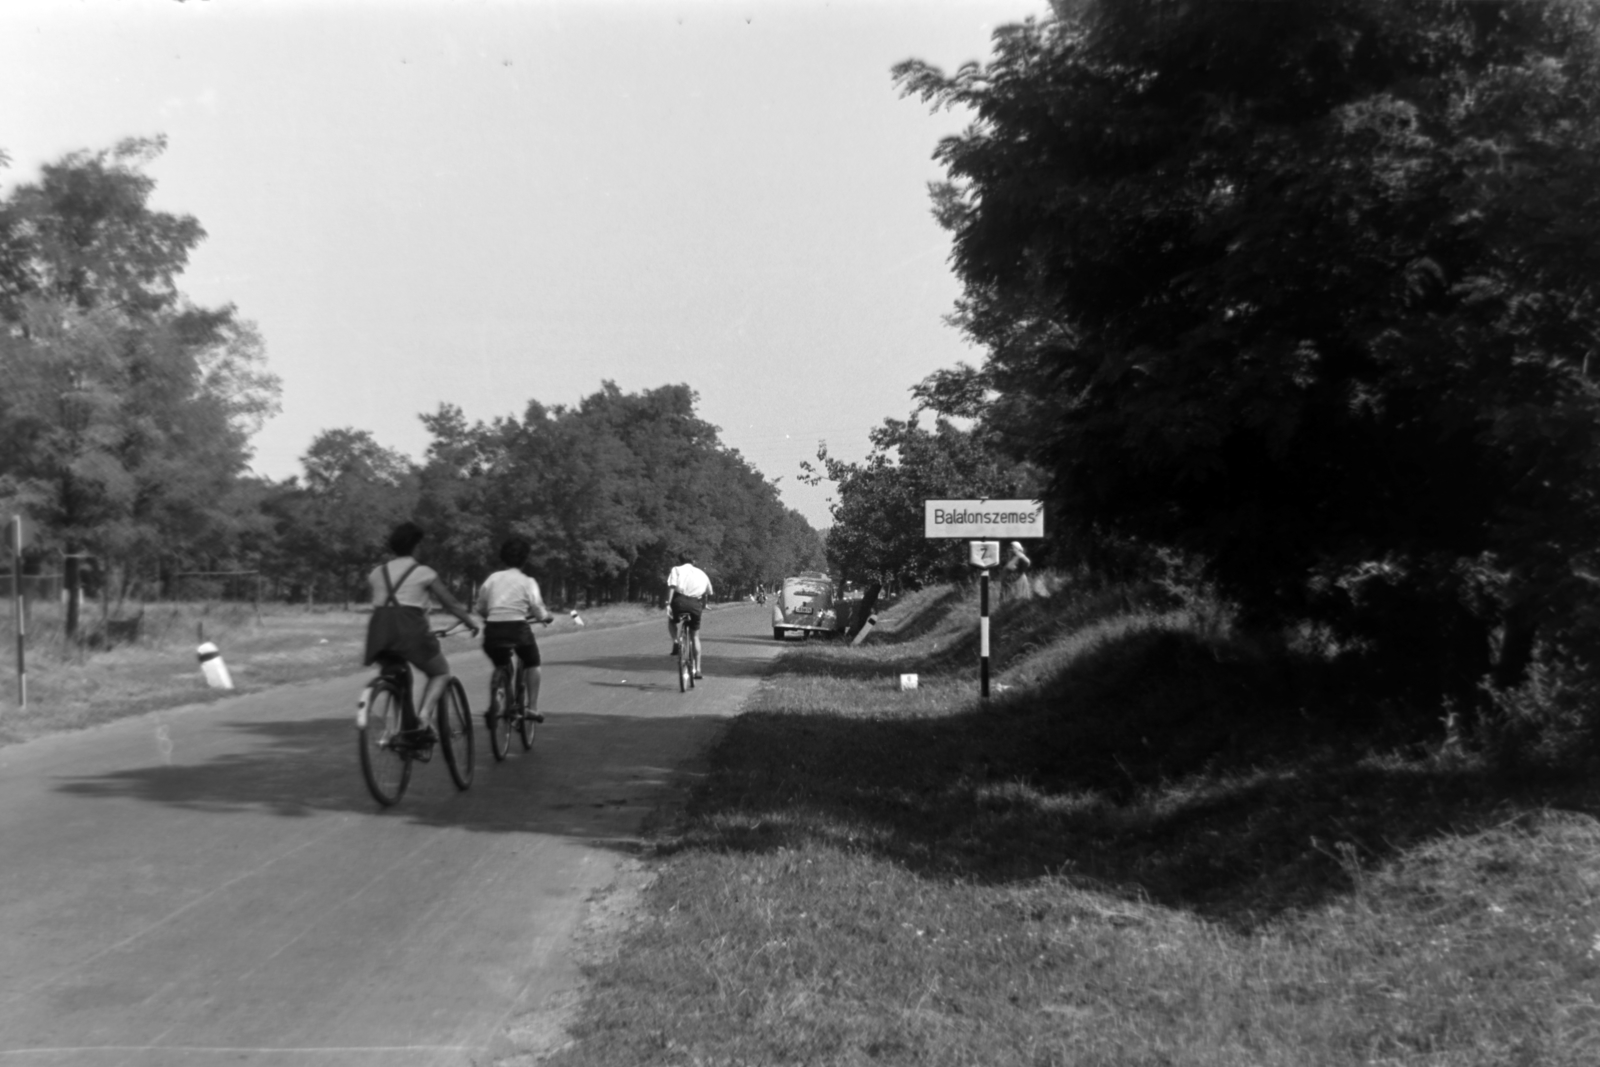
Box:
[772,572,843,640]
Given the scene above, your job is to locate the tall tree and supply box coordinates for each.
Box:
[0,138,278,620]
[898,1,1600,696]
[0,136,204,320]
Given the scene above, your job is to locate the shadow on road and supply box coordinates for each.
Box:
[554,652,773,680]
[706,634,801,648]
[51,711,725,850]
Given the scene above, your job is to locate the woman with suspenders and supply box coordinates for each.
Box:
[365,522,479,738]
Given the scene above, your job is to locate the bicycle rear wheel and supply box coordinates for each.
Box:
[677,631,689,693]
[438,678,475,790]
[517,669,538,750]
[358,682,411,806]
[486,666,513,762]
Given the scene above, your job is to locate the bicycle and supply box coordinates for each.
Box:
[485,616,552,761]
[673,611,701,693]
[356,623,476,806]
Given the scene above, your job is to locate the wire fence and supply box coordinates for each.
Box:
[0,574,63,599]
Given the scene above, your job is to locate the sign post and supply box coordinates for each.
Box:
[7,516,31,709]
[925,501,1044,700]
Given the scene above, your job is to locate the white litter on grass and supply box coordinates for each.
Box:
[899,674,918,691]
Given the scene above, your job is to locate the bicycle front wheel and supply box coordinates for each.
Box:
[487,667,513,762]
[358,683,412,807]
[439,678,475,790]
[517,693,537,751]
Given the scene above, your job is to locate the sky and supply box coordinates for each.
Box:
[1,0,1042,529]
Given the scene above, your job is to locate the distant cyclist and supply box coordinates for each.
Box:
[475,537,555,725]
[666,550,713,677]
[365,521,478,738]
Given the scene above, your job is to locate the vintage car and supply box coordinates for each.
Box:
[771,571,843,640]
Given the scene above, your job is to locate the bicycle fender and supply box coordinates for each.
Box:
[355,687,372,729]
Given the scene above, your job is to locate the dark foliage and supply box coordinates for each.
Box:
[897,1,1600,701]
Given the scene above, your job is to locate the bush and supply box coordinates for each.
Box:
[1480,663,1600,771]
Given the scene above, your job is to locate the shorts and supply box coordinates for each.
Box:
[670,592,705,633]
[482,620,540,668]
[365,606,445,674]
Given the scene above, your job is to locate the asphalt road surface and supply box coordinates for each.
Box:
[0,602,784,1065]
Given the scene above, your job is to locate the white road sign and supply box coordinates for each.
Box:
[924,499,1045,539]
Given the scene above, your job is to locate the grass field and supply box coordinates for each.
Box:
[543,579,1600,1066]
[0,598,666,746]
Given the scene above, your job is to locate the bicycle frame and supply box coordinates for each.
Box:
[357,622,474,805]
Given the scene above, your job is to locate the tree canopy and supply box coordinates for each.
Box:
[0,138,280,602]
[0,139,824,614]
[806,411,1037,589]
[897,0,1600,695]
[407,383,826,604]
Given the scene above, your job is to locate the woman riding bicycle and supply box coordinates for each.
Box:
[365,521,478,738]
[475,537,554,724]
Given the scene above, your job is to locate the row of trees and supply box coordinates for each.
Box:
[264,385,825,606]
[840,0,1600,704]
[0,140,823,620]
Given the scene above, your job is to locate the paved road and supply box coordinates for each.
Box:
[0,603,781,1065]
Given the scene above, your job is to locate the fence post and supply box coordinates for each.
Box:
[8,517,27,709]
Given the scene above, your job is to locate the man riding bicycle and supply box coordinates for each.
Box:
[475,537,555,725]
[666,550,713,678]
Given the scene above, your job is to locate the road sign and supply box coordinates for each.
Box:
[968,540,1000,568]
[924,500,1044,540]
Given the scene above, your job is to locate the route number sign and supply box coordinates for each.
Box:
[923,500,1044,540]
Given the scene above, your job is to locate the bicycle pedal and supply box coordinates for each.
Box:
[528,712,545,724]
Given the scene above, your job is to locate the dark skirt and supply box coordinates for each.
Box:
[364,606,440,668]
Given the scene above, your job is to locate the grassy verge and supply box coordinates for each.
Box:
[0,598,669,745]
[546,580,1600,1066]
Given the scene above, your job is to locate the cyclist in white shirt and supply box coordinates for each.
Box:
[475,537,555,723]
[666,551,713,677]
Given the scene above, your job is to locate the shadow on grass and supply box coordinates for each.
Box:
[868,587,967,645]
[667,621,1600,928]
[768,582,1172,683]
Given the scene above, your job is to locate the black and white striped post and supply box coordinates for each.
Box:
[980,564,990,698]
[970,540,1000,698]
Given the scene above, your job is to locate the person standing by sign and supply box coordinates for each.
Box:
[665,551,713,677]
[1003,541,1032,601]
